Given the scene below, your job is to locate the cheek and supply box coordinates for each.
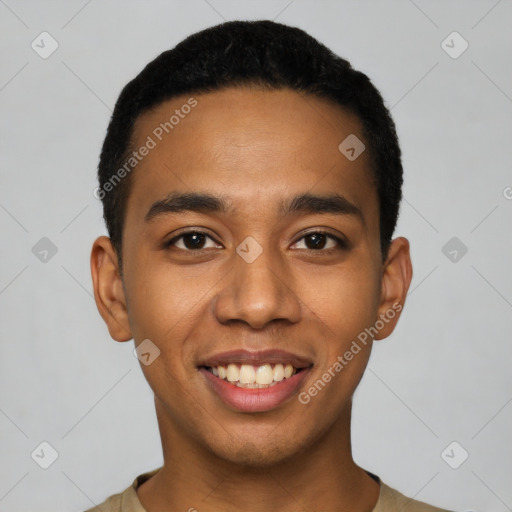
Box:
[124,251,214,338]
[297,259,381,345]
[297,267,380,412]
[123,259,213,409]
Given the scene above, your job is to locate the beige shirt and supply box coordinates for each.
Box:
[84,467,452,512]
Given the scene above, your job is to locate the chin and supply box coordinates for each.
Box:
[203,431,309,469]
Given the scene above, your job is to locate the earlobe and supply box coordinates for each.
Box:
[90,236,132,342]
[375,237,413,340]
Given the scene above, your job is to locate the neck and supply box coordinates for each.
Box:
[137,399,380,512]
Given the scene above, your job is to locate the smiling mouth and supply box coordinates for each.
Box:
[202,363,304,389]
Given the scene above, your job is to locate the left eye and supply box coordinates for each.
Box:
[168,232,221,250]
[292,232,342,250]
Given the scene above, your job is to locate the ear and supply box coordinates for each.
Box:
[374,236,413,340]
[90,236,132,342]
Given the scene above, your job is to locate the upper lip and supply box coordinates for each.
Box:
[198,349,313,369]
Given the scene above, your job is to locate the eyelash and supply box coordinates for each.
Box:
[164,229,347,253]
[165,230,221,251]
[293,230,347,253]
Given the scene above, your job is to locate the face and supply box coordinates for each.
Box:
[91,87,412,467]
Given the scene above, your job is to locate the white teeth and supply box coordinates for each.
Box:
[226,363,240,382]
[255,364,274,385]
[208,362,299,387]
[273,363,284,381]
[239,364,256,384]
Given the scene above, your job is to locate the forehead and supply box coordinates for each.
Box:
[125,87,377,224]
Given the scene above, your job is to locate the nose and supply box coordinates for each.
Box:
[212,245,302,330]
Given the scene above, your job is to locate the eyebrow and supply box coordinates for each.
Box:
[144,192,362,223]
[281,193,362,219]
[145,192,230,222]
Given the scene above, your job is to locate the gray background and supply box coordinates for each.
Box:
[0,1,511,511]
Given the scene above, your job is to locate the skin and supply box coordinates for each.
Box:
[91,87,412,512]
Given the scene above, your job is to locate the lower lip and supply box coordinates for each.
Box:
[200,367,311,412]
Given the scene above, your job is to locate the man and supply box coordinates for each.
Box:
[89,20,452,512]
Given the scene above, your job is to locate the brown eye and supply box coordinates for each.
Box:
[182,233,207,249]
[167,231,221,251]
[304,233,328,249]
[292,232,343,251]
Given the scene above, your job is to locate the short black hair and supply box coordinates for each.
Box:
[97,20,403,273]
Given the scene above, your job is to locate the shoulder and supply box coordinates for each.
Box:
[81,467,161,512]
[375,481,454,512]
[82,491,122,512]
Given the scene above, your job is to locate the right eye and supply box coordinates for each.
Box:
[165,231,222,251]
